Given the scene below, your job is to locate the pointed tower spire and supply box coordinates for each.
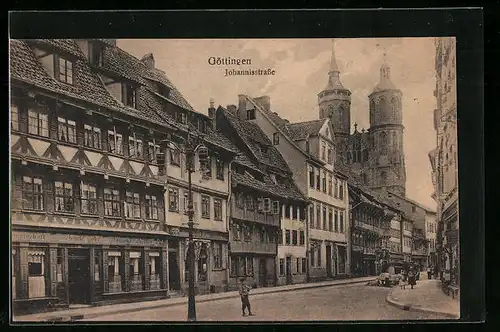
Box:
[329,38,340,73]
[325,38,344,89]
[372,50,397,93]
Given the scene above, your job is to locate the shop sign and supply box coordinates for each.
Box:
[12,231,165,247]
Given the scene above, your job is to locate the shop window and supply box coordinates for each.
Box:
[279,258,284,276]
[128,133,144,159]
[28,107,49,137]
[84,124,102,149]
[94,251,101,282]
[214,198,223,221]
[145,195,159,220]
[125,191,141,219]
[11,104,19,131]
[108,128,123,155]
[197,243,208,282]
[28,249,46,298]
[55,181,74,213]
[56,249,63,283]
[23,176,44,211]
[104,187,121,217]
[213,243,223,269]
[107,251,123,293]
[149,252,161,290]
[57,117,77,144]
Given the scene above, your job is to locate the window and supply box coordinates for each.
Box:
[334,210,338,232]
[232,224,241,241]
[214,198,222,221]
[145,195,159,220]
[246,196,255,211]
[321,142,326,160]
[236,193,244,209]
[148,141,161,163]
[309,205,314,228]
[316,205,321,228]
[272,201,280,215]
[104,188,121,216]
[299,230,305,246]
[201,151,212,178]
[328,208,333,231]
[128,133,144,159]
[322,173,327,193]
[28,108,49,137]
[317,246,322,267]
[285,204,291,219]
[380,171,387,185]
[247,109,256,120]
[201,195,210,219]
[302,258,307,273]
[213,243,223,269]
[279,259,285,276]
[246,257,254,276]
[108,128,123,155]
[339,180,344,200]
[292,205,298,219]
[327,148,333,164]
[334,178,339,198]
[81,182,98,215]
[22,176,44,210]
[380,131,388,145]
[54,181,74,213]
[316,169,321,190]
[215,156,224,180]
[310,249,315,267]
[285,230,291,245]
[273,132,279,145]
[328,175,333,196]
[323,207,327,229]
[57,56,73,85]
[84,124,102,149]
[123,84,137,108]
[125,191,141,218]
[292,230,298,245]
[170,148,180,166]
[169,188,179,212]
[339,211,344,233]
[300,206,307,221]
[11,104,19,131]
[57,117,77,144]
[89,42,103,66]
[363,149,368,162]
[309,166,315,188]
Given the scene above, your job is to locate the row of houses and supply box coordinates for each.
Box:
[9,39,435,315]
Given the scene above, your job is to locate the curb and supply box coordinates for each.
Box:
[385,292,459,319]
[39,278,375,322]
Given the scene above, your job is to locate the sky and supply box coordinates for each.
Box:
[118,38,438,210]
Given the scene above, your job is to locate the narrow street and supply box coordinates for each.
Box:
[82,283,448,322]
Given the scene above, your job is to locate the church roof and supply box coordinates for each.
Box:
[371,55,399,94]
[285,119,326,141]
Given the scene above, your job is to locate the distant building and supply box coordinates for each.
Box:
[425,211,438,268]
[213,105,308,289]
[429,37,459,296]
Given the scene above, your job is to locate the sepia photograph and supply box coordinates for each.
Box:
[9,35,461,323]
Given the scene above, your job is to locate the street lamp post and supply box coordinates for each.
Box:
[164,130,207,322]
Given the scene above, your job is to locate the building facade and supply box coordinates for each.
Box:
[9,39,238,314]
[425,211,438,268]
[214,105,308,289]
[429,37,459,295]
[234,95,350,283]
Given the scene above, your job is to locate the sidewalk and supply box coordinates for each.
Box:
[386,279,460,319]
[13,276,376,322]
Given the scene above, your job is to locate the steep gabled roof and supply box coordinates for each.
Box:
[31,39,87,60]
[285,119,327,141]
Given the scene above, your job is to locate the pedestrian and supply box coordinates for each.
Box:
[399,273,407,290]
[408,269,416,289]
[427,266,432,280]
[239,277,254,317]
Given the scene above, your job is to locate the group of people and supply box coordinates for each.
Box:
[399,268,418,290]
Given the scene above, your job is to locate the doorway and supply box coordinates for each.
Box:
[285,256,292,285]
[258,258,267,287]
[68,248,90,304]
[326,245,332,277]
[168,251,181,291]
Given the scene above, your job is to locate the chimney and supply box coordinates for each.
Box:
[254,95,271,111]
[208,99,216,130]
[226,104,237,114]
[141,53,155,69]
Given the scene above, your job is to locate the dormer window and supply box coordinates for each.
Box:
[176,112,187,124]
[56,56,73,85]
[89,42,104,66]
[158,83,170,98]
[122,84,137,108]
[273,133,279,145]
[198,118,207,133]
[247,109,256,120]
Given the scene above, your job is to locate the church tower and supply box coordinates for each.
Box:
[318,39,352,164]
[367,53,406,196]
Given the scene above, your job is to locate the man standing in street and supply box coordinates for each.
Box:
[239,277,254,317]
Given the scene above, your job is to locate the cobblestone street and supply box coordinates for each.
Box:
[82,283,449,322]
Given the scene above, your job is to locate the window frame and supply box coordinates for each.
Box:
[107,127,123,155]
[84,124,102,149]
[213,198,223,221]
[123,83,137,108]
[128,132,144,159]
[168,187,179,212]
[56,55,74,85]
[54,180,75,213]
[201,195,211,219]
[273,132,279,145]
[57,117,77,144]
[125,190,141,219]
[145,194,159,220]
[11,104,19,131]
[215,156,224,180]
[22,176,44,211]
[28,107,49,137]
[104,187,121,217]
[80,182,98,215]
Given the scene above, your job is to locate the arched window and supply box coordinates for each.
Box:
[380,171,387,185]
[380,131,388,145]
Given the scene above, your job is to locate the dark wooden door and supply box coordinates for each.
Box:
[68,249,90,304]
[326,245,332,277]
[258,258,267,287]
[168,252,180,290]
[285,256,292,285]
